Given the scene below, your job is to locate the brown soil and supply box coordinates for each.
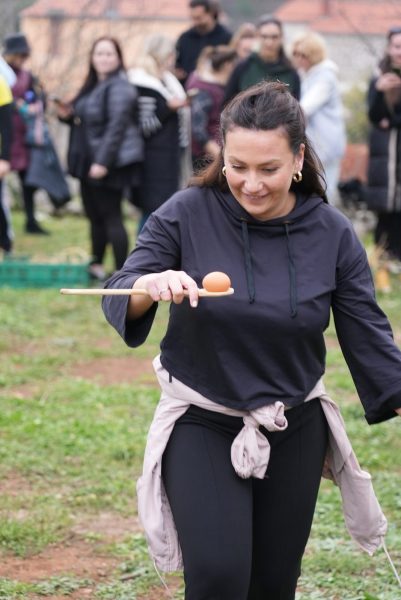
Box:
[0,540,117,583]
[68,355,157,386]
[0,511,179,599]
[0,355,166,598]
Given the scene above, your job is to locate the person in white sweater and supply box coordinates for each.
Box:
[292,31,346,206]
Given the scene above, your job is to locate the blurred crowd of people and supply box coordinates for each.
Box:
[0,0,401,281]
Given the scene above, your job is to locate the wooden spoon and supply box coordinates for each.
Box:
[60,287,234,297]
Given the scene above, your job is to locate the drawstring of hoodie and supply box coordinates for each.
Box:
[284,222,298,318]
[241,219,255,304]
[240,219,298,316]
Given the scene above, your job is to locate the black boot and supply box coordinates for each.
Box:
[25,221,50,235]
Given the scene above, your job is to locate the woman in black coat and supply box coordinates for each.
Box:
[365,26,401,268]
[56,36,144,279]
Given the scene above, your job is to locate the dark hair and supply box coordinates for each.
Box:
[255,14,292,66]
[256,13,282,30]
[379,26,401,73]
[198,45,238,72]
[75,36,125,100]
[191,81,327,201]
[189,0,220,19]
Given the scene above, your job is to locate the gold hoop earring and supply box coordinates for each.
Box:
[222,166,227,177]
[293,171,302,183]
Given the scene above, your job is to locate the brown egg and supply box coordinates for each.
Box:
[202,271,231,292]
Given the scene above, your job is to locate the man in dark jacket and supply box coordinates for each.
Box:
[175,0,231,85]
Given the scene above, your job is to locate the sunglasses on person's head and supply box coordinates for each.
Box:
[293,50,308,59]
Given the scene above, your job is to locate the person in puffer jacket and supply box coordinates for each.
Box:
[103,81,401,599]
[56,36,144,280]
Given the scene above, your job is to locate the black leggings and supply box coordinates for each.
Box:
[18,170,37,227]
[80,180,128,270]
[162,399,328,600]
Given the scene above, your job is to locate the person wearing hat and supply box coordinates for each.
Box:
[3,32,49,234]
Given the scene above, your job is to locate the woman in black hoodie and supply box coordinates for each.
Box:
[103,82,401,599]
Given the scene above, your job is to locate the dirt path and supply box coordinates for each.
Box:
[0,356,177,599]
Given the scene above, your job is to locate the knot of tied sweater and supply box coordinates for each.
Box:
[230,402,288,479]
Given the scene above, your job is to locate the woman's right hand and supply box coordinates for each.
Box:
[127,270,199,320]
[135,270,199,306]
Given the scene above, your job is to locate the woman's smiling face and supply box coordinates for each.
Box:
[223,126,304,221]
[92,39,121,78]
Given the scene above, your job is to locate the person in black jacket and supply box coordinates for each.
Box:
[224,14,300,104]
[56,36,144,279]
[175,0,231,85]
[365,26,401,270]
[102,81,401,599]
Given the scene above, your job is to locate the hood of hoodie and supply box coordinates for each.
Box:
[213,189,325,314]
[215,188,324,229]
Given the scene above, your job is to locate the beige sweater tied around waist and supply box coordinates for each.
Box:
[136,355,388,572]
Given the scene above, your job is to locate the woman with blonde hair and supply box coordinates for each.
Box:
[230,22,257,60]
[128,34,191,232]
[292,31,346,205]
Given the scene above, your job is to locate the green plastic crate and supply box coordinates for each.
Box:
[0,256,90,288]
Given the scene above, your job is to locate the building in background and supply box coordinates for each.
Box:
[18,0,191,97]
[16,0,401,96]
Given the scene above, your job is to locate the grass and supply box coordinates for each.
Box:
[1,206,401,599]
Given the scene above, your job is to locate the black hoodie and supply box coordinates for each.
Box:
[103,186,401,424]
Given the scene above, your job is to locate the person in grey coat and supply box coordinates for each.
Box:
[56,36,144,280]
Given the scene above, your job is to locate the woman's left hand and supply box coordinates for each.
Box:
[395,407,401,416]
[88,163,108,179]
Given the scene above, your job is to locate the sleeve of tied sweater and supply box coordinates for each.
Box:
[102,205,182,347]
[332,224,401,424]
